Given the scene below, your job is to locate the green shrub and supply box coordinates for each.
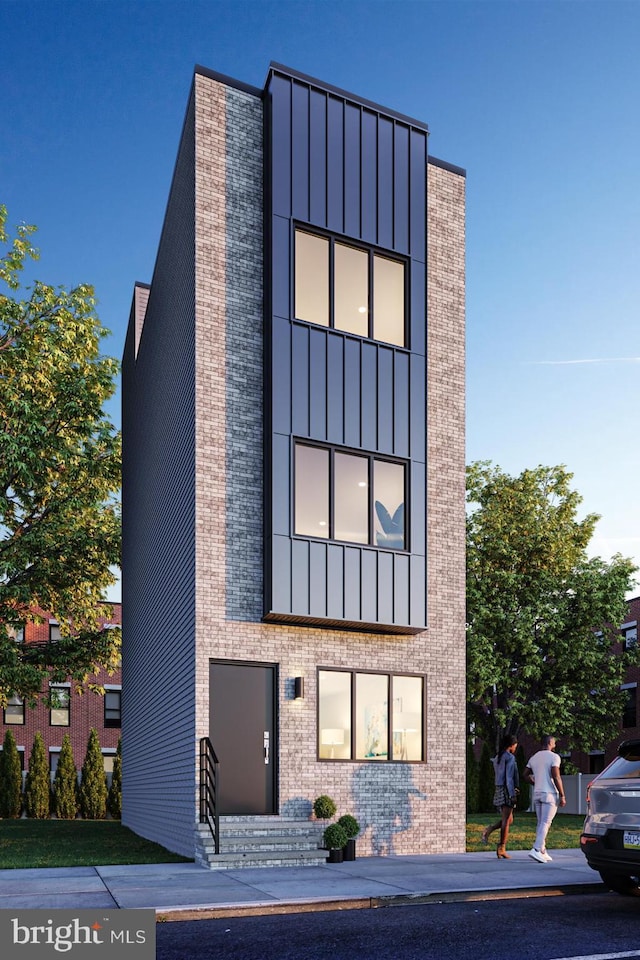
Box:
[313,795,337,819]
[0,730,22,818]
[25,732,50,819]
[466,741,480,814]
[53,734,78,820]
[337,814,360,838]
[79,729,108,820]
[107,738,122,819]
[323,822,348,850]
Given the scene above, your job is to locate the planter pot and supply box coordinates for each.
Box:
[343,838,357,861]
[327,848,343,863]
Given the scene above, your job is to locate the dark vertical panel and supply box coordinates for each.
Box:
[291,324,310,437]
[291,540,310,616]
[393,553,410,626]
[291,82,310,221]
[271,433,291,536]
[309,328,327,440]
[271,316,291,435]
[309,89,327,227]
[410,261,426,357]
[361,341,378,451]
[377,551,393,625]
[271,536,292,613]
[271,216,290,321]
[377,346,394,454]
[393,124,410,254]
[270,74,291,219]
[361,549,377,623]
[327,96,344,233]
[410,460,426,556]
[327,544,345,620]
[344,338,361,447]
[409,353,426,462]
[344,547,361,621]
[344,104,361,238]
[361,110,377,244]
[409,129,426,261]
[327,334,344,445]
[393,351,409,457]
[309,541,327,618]
[409,555,426,628]
[377,117,394,250]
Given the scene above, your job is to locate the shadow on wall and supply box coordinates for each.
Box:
[352,764,427,855]
[280,797,313,819]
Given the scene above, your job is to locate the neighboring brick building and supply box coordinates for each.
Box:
[122,62,466,862]
[0,603,122,779]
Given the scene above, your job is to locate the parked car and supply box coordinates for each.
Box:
[581,738,640,895]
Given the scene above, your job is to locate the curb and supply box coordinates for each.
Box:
[155,881,606,922]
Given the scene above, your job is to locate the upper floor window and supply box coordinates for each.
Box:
[50,685,70,726]
[623,624,637,650]
[295,229,406,347]
[623,684,638,729]
[294,443,406,550]
[104,688,121,728]
[318,669,425,762]
[4,695,24,725]
[49,623,62,643]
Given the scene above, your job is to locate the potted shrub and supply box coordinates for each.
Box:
[337,814,360,861]
[313,794,337,819]
[323,822,348,863]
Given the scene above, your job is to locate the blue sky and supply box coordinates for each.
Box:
[3,0,640,599]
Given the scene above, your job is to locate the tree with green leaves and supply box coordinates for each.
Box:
[78,728,107,820]
[0,203,121,707]
[467,461,638,751]
[0,729,22,817]
[24,731,50,818]
[107,737,121,819]
[53,733,78,820]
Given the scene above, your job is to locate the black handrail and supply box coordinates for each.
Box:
[199,737,220,855]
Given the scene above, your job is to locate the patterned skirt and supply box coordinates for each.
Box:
[493,785,514,809]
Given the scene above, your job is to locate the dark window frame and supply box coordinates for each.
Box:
[293,440,409,551]
[104,688,122,729]
[294,225,410,348]
[316,666,426,763]
[623,684,638,729]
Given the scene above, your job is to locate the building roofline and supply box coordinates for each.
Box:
[428,155,466,178]
[267,61,429,133]
[194,63,262,98]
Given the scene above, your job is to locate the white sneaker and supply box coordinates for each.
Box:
[541,851,553,862]
[528,848,546,863]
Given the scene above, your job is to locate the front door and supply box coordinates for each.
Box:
[209,660,276,815]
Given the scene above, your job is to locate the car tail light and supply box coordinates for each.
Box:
[586,780,594,806]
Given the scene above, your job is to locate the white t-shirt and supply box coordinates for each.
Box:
[527,749,561,801]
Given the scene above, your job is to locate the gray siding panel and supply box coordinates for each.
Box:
[344,103,361,238]
[309,328,327,440]
[394,351,410,457]
[327,334,345,444]
[327,96,344,234]
[360,110,377,244]
[291,324,310,437]
[393,124,410,254]
[327,544,345,619]
[292,82,310,222]
[271,74,292,218]
[377,117,394,250]
[377,346,394,454]
[343,338,362,448]
[309,89,327,226]
[309,541,328,619]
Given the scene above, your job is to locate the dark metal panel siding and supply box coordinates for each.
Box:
[309,541,328,618]
[270,74,292,219]
[377,117,394,249]
[344,547,362,622]
[343,338,362,448]
[271,535,292,612]
[409,353,426,463]
[309,89,327,226]
[272,216,291,321]
[344,103,361,238]
[377,346,394,454]
[360,110,377,244]
[393,123,410,254]
[393,553,410,625]
[309,328,327,441]
[393,351,410,457]
[291,323,310,437]
[409,129,427,261]
[271,433,291,536]
[271,316,292,435]
[360,341,377,451]
[377,551,394,625]
[291,540,310,615]
[410,460,426,557]
[410,555,426,627]
[327,334,345,445]
[410,260,426,357]
[361,549,378,623]
[292,82,310,222]
[327,544,345,619]
[327,96,344,234]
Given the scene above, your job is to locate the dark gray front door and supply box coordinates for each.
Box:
[209,660,276,815]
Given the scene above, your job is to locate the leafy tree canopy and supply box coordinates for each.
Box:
[467,461,638,751]
[0,204,121,706]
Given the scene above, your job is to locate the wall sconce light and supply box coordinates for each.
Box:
[294,677,305,699]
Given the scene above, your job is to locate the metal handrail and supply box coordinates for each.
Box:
[199,737,220,855]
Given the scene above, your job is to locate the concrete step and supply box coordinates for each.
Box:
[195,816,328,870]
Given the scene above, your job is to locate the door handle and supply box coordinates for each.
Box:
[263,731,270,765]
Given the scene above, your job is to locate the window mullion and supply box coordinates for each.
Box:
[329,237,335,330]
[368,249,374,339]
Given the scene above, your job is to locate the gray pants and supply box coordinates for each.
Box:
[534,795,558,851]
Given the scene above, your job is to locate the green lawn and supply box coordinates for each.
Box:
[467,812,584,853]
[0,820,192,869]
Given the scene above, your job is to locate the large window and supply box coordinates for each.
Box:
[295,443,406,550]
[295,229,406,347]
[50,685,70,726]
[4,695,24,725]
[318,669,424,762]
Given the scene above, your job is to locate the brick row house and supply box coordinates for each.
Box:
[0,603,122,780]
[122,62,467,863]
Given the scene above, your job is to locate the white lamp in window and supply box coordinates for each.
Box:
[395,713,420,761]
[321,728,345,759]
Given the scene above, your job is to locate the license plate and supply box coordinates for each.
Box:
[623,831,640,849]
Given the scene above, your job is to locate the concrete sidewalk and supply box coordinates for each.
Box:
[0,849,603,919]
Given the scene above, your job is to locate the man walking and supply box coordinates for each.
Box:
[524,735,566,862]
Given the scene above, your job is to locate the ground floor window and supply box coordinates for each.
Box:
[318,669,424,761]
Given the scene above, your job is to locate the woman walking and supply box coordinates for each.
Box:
[481,734,519,858]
